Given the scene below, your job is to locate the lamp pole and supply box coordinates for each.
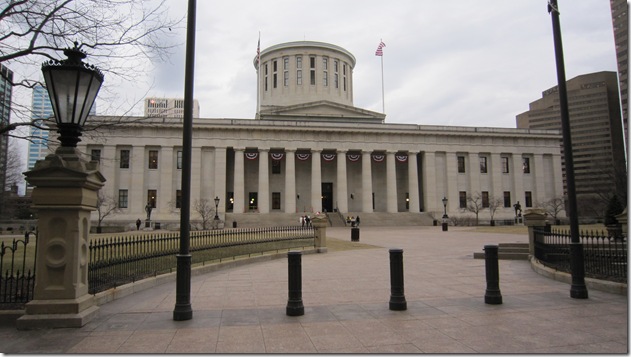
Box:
[214,196,220,221]
[548,0,588,299]
[442,196,449,232]
[173,0,197,321]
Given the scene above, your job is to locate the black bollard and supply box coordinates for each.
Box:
[351,227,360,242]
[389,248,407,311]
[484,245,503,304]
[286,251,304,316]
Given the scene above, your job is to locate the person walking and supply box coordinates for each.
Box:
[355,216,360,227]
[136,218,141,231]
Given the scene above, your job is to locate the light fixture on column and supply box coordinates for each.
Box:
[214,196,220,220]
[42,42,104,148]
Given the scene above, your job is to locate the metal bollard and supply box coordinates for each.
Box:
[484,245,503,304]
[351,227,360,241]
[389,248,407,311]
[286,251,304,316]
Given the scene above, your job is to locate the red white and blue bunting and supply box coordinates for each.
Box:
[270,153,284,161]
[372,154,385,162]
[396,155,408,162]
[322,154,336,162]
[245,152,258,160]
[296,153,310,161]
[347,154,360,162]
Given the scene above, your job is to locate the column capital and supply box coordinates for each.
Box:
[285,148,296,153]
[386,150,397,155]
[258,148,270,153]
[311,149,322,154]
[336,149,348,154]
[361,150,373,155]
[234,147,245,152]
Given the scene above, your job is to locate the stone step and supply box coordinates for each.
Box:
[473,243,529,260]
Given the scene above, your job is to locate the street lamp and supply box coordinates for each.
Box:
[214,196,220,220]
[42,42,104,148]
[441,196,449,232]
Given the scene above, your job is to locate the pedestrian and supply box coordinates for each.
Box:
[355,215,360,227]
[300,216,305,227]
[136,218,141,231]
[306,215,311,227]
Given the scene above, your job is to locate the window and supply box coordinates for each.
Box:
[522,157,531,174]
[264,63,268,91]
[309,56,316,85]
[273,60,278,88]
[323,57,328,86]
[297,70,302,85]
[120,149,130,169]
[147,189,157,208]
[457,156,466,173]
[459,191,467,208]
[91,149,101,162]
[482,191,489,208]
[296,55,302,69]
[283,57,289,70]
[177,150,182,169]
[118,189,128,208]
[479,156,488,173]
[272,192,281,210]
[283,57,289,86]
[502,157,509,173]
[343,64,347,91]
[284,71,289,86]
[503,191,511,208]
[176,190,182,209]
[525,191,533,207]
[148,150,158,169]
[272,159,281,174]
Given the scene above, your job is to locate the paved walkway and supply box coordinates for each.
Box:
[0,226,627,353]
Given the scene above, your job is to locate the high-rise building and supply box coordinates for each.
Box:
[516,71,626,218]
[610,0,628,149]
[27,85,96,170]
[144,97,199,119]
[0,64,13,218]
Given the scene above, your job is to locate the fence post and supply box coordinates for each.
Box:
[523,209,548,259]
[484,245,502,304]
[389,248,407,311]
[286,251,304,316]
[311,214,328,253]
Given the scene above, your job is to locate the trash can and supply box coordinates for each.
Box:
[233,221,237,228]
[351,227,360,242]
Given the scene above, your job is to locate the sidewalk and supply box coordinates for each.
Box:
[0,226,627,353]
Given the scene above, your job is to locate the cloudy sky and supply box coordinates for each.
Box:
[113,0,619,128]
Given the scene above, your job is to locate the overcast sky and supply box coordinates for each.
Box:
[112,0,619,128]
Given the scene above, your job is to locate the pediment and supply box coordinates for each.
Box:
[259,101,385,123]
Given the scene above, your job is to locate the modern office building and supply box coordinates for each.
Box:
[0,64,13,204]
[144,97,199,119]
[516,71,626,218]
[75,41,564,229]
[610,0,628,148]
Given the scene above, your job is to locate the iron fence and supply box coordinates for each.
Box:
[88,226,315,294]
[533,228,627,283]
[0,231,36,308]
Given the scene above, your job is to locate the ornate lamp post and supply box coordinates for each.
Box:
[214,196,220,221]
[18,43,105,329]
[442,196,449,232]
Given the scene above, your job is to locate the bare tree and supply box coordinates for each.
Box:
[95,191,119,232]
[193,198,216,231]
[1,0,184,140]
[539,196,566,223]
[463,192,486,226]
[487,196,503,225]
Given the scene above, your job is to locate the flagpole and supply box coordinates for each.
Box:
[256,31,261,118]
[380,52,385,114]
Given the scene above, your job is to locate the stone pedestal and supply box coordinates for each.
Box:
[17,147,105,330]
[523,209,547,258]
[311,214,328,253]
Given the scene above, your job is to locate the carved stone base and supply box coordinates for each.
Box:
[16,295,99,330]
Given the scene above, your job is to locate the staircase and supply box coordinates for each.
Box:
[223,212,436,228]
[473,243,529,260]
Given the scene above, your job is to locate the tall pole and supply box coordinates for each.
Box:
[173,0,197,321]
[548,0,588,299]
[380,54,385,114]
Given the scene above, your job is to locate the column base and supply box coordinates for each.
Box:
[17,295,99,329]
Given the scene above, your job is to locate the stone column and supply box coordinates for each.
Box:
[533,154,546,206]
[214,147,227,218]
[511,153,524,205]
[336,149,348,213]
[445,152,458,215]
[361,150,373,213]
[258,148,270,213]
[18,147,105,329]
[129,145,145,216]
[407,151,420,212]
[233,148,245,213]
[386,151,398,213]
[159,147,174,216]
[284,149,296,213]
[422,151,437,214]
[311,149,322,212]
[311,214,328,253]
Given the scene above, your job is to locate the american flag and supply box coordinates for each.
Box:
[256,35,261,65]
[375,41,386,56]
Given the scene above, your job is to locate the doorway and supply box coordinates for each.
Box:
[321,182,333,212]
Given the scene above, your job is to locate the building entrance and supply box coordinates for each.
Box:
[322,182,333,212]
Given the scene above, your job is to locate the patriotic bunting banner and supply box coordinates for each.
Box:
[245,153,258,160]
[372,155,385,162]
[396,155,408,162]
[296,153,310,161]
[347,154,360,162]
[322,154,336,162]
[270,153,284,161]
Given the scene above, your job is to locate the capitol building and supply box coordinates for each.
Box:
[77,41,564,229]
